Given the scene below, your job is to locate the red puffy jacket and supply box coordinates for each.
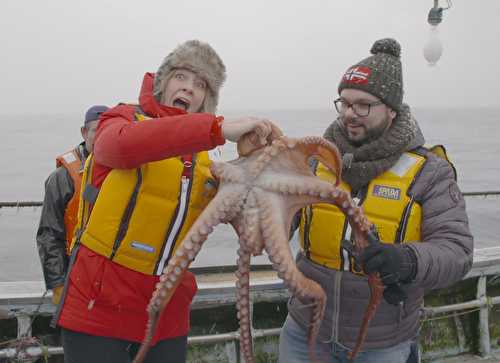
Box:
[57,73,225,343]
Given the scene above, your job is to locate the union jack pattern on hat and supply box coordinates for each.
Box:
[338,38,403,111]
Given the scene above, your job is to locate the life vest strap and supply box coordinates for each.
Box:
[82,184,100,204]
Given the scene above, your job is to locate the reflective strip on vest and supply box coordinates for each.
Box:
[155,176,190,275]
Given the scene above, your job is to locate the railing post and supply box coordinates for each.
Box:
[225,340,238,363]
[477,276,491,357]
[16,313,36,363]
[17,313,32,338]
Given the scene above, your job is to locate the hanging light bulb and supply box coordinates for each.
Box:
[423,25,443,66]
[423,0,451,66]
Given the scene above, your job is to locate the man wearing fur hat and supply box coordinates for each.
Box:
[279,38,473,362]
[53,40,281,363]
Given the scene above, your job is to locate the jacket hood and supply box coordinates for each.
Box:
[139,73,187,118]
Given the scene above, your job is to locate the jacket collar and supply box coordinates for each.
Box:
[138,73,187,118]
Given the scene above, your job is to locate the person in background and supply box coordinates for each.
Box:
[53,40,281,363]
[36,105,109,305]
[279,38,473,363]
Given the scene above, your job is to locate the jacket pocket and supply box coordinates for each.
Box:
[177,270,198,304]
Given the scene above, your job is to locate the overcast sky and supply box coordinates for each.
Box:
[1,0,499,114]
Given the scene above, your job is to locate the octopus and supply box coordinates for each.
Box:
[132,132,384,363]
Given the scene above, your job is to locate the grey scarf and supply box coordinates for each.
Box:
[323,104,425,192]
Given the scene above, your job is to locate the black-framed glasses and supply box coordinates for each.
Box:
[334,98,384,117]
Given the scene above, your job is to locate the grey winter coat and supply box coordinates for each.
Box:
[36,144,87,290]
[287,149,474,350]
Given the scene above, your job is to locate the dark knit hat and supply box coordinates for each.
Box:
[153,40,226,113]
[338,38,403,111]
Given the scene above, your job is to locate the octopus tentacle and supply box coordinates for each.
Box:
[248,139,288,180]
[348,273,384,360]
[235,247,254,363]
[257,175,328,197]
[315,185,384,361]
[256,193,326,363]
[239,191,264,255]
[291,137,343,186]
[237,123,284,157]
[211,161,246,185]
[132,190,243,363]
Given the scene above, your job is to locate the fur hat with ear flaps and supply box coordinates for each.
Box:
[153,40,226,114]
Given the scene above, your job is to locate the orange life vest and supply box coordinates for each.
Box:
[56,148,84,255]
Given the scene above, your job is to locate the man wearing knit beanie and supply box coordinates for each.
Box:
[54,40,282,363]
[280,38,472,363]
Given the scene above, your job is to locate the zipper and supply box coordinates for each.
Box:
[78,155,94,240]
[330,270,343,342]
[398,303,404,327]
[341,220,351,271]
[155,156,194,275]
[395,195,415,243]
[303,160,319,259]
[303,207,312,259]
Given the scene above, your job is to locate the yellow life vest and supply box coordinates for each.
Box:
[72,113,217,275]
[299,151,427,272]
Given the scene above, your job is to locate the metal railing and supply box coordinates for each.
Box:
[0,201,42,208]
[1,190,499,209]
[0,269,287,361]
[2,248,500,361]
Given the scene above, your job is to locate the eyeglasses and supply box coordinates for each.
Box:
[333,98,384,117]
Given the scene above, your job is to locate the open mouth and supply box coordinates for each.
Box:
[173,97,191,111]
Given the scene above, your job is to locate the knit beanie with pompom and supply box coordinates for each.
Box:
[338,38,403,111]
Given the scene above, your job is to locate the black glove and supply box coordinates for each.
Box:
[361,231,417,305]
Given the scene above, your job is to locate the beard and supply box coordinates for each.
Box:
[341,115,392,147]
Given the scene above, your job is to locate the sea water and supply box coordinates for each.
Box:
[0,108,499,282]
